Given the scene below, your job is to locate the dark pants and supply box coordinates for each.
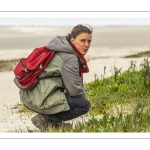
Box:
[45,94,91,122]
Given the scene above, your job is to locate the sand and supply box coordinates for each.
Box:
[0,26,150,132]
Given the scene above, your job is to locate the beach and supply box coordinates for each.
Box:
[0,26,150,132]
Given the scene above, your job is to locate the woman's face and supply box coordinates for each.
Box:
[71,33,92,55]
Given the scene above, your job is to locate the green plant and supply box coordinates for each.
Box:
[14,58,150,132]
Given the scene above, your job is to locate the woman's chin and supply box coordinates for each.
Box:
[81,51,88,55]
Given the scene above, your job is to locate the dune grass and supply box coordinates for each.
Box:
[59,58,150,132]
[14,57,150,132]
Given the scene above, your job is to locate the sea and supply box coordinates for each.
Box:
[0,17,150,27]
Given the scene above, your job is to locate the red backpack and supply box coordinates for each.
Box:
[13,46,57,91]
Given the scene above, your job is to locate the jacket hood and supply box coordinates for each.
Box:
[46,36,76,54]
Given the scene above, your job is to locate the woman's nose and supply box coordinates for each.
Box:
[85,41,90,47]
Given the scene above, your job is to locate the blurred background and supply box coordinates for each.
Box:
[0,17,150,82]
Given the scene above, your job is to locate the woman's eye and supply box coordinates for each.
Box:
[80,39,85,43]
[88,40,91,44]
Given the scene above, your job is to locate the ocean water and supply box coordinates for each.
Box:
[0,18,150,26]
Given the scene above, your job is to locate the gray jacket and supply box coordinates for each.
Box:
[19,36,86,114]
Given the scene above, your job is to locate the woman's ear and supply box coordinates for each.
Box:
[70,38,74,44]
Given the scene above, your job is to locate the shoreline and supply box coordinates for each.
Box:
[1,26,150,49]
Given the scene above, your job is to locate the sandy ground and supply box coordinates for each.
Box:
[0,26,150,132]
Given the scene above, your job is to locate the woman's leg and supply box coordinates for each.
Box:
[48,96,91,121]
[31,94,90,131]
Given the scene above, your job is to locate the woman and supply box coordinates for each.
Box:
[19,24,93,131]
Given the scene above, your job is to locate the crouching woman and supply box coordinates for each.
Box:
[19,24,93,131]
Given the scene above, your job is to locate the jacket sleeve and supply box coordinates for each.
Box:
[60,54,86,98]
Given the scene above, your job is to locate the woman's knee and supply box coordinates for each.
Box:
[70,96,91,112]
[81,100,91,113]
[85,100,91,112]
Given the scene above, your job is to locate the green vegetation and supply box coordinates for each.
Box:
[12,103,35,115]
[14,58,150,132]
[61,58,150,132]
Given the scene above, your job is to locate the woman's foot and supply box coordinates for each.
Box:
[31,113,62,132]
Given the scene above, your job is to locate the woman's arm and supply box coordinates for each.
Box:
[61,54,86,98]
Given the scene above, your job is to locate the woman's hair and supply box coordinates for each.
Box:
[66,24,93,40]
